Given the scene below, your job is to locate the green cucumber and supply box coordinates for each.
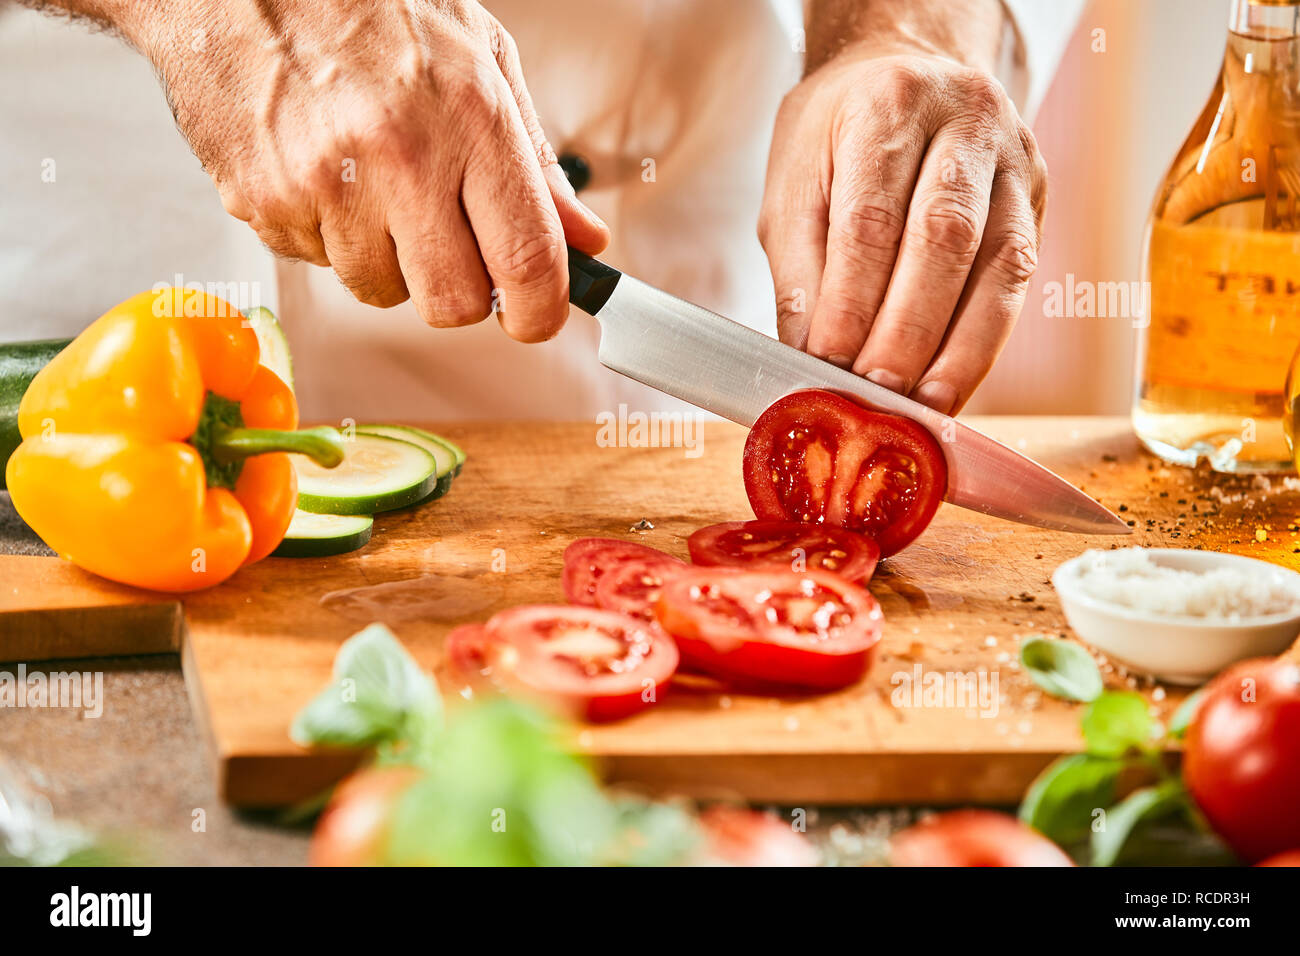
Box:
[356,424,457,502]
[244,306,294,391]
[294,433,437,515]
[0,338,71,489]
[272,510,373,557]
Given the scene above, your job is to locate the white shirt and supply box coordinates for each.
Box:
[0,0,1082,421]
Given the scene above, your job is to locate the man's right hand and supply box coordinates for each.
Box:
[130,0,609,340]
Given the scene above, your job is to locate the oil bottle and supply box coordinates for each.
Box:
[1133,0,1300,473]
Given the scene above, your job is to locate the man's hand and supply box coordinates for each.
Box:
[63,0,610,340]
[759,0,1046,415]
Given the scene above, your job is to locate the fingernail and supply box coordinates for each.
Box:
[865,369,908,394]
[913,380,958,415]
[824,352,856,369]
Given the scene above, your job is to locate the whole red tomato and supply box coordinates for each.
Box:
[309,765,423,867]
[1184,658,1300,863]
[890,810,1074,867]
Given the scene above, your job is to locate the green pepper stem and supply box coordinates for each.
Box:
[210,425,345,468]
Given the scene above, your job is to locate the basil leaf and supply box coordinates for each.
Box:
[1082,691,1161,757]
[290,623,442,751]
[1019,753,1123,848]
[1020,637,1104,702]
[383,699,616,867]
[1090,777,1189,867]
[1167,689,1205,740]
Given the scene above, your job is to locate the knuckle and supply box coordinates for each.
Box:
[830,196,907,266]
[912,201,983,265]
[419,293,488,329]
[488,229,565,288]
[881,61,930,103]
[985,229,1040,286]
[341,270,409,309]
[954,69,1008,119]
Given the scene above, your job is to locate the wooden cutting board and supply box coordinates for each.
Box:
[4,416,1293,808]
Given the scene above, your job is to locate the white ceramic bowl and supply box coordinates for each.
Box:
[1052,548,1300,686]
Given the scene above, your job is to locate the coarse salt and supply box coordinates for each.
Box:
[1072,548,1300,620]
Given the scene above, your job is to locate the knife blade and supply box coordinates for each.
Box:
[567,249,1129,535]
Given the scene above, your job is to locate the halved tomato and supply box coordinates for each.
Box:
[473,605,679,722]
[594,558,689,622]
[654,568,882,690]
[562,537,685,606]
[742,390,947,556]
[688,519,880,583]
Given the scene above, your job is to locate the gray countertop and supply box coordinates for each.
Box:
[1,492,312,866]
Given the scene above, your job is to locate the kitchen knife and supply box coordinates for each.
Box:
[567,249,1129,535]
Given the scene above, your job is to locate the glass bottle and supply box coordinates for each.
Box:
[1133,0,1300,473]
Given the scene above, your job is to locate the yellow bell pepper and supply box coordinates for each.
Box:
[6,288,342,592]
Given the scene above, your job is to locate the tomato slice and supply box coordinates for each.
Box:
[593,558,689,622]
[442,623,493,691]
[562,537,685,606]
[742,390,947,557]
[654,568,882,690]
[687,519,880,583]
[476,605,679,722]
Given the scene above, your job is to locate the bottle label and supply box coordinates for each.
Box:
[1145,219,1300,394]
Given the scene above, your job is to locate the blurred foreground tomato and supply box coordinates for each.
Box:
[1256,850,1300,867]
[1183,658,1300,863]
[890,810,1074,867]
[309,766,422,867]
[695,807,819,867]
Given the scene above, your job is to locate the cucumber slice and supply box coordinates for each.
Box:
[244,306,294,391]
[356,424,457,502]
[272,510,373,557]
[294,434,437,515]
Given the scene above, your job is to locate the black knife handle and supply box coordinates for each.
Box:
[567,248,621,315]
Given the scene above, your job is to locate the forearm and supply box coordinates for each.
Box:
[804,0,1007,74]
[15,0,162,47]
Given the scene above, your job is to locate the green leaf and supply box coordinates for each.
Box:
[383,699,615,866]
[1020,638,1104,702]
[1082,691,1162,758]
[290,623,442,752]
[1167,689,1204,740]
[1019,753,1124,848]
[1091,778,1190,867]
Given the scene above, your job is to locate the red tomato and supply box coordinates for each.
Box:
[694,806,819,867]
[1184,657,1300,863]
[688,519,880,583]
[654,568,882,690]
[1256,850,1300,867]
[593,558,688,622]
[742,390,947,556]
[562,537,685,606]
[890,810,1074,867]
[478,604,679,722]
[310,765,423,867]
[442,623,493,691]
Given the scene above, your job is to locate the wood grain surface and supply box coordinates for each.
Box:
[3,416,1295,807]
